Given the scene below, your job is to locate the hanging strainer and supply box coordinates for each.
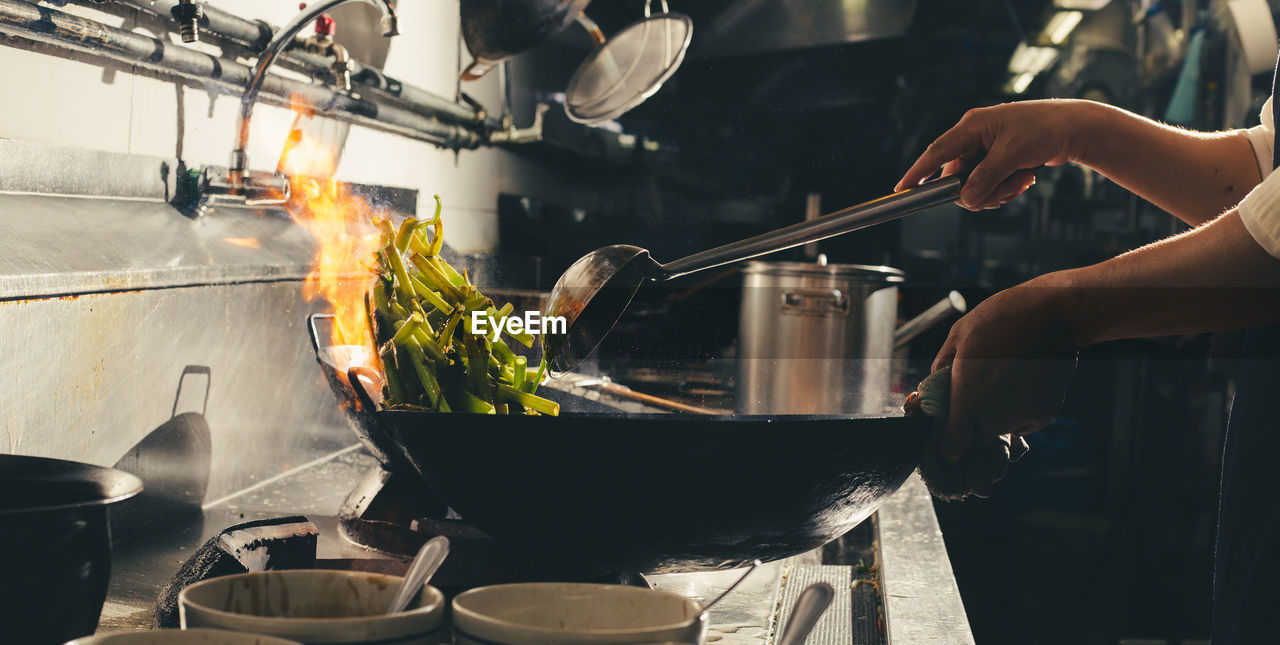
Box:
[564,0,692,125]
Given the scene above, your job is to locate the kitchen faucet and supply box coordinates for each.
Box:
[198,0,399,212]
[300,11,354,92]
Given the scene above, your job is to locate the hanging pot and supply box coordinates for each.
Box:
[459,0,593,80]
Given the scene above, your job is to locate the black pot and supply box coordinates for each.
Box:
[0,454,143,644]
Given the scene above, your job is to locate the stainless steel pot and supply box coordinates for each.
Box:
[737,261,964,416]
[738,260,902,416]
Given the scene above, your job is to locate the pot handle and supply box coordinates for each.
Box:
[893,291,966,350]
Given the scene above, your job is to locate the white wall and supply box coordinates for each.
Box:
[0,0,544,253]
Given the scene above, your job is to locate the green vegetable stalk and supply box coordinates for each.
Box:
[368,196,557,416]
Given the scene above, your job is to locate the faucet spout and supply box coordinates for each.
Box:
[229,0,398,178]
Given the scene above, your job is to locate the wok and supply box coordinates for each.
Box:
[308,314,929,574]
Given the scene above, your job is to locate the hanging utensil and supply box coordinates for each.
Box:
[459,0,592,80]
[564,0,692,124]
[543,174,965,374]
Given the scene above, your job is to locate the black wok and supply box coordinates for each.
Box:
[308,315,929,574]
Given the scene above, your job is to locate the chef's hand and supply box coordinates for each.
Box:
[932,279,1079,463]
[896,99,1094,210]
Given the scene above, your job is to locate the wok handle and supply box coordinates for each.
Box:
[348,366,384,411]
[308,313,336,365]
[658,175,963,279]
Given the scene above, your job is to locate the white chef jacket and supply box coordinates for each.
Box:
[1238,97,1280,257]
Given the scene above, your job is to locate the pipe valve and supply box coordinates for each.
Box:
[170,0,202,43]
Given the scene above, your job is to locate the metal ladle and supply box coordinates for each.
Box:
[543,175,964,373]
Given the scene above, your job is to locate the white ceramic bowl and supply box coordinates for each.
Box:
[65,628,301,644]
[179,570,446,645]
[451,583,706,645]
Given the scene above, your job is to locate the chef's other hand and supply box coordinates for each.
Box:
[896,99,1093,210]
[932,280,1079,463]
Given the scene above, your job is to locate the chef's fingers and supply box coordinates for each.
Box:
[976,170,1037,209]
[959,146,1023,210]
[895,125,983,192]
[932,331,958,373]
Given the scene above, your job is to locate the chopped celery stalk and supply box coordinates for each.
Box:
[409,254,465,302]
[384,246,416,306]
[372,279,392,318]
[492,339,516,364]
[427,195,445,255]
[512,356,527,390]
[464,336,491,402]
[394,218,420,253]
[460,390,496,414]
[408,275,453,314]
[390,314,423,345]
[499,383,559,416]
[523,361,548,394]
[382,347,407,404]
[439,310,462,347]
[380,314,423,357]
[404,340,442,407]
[408,327,447,363]
[422,254,465,287]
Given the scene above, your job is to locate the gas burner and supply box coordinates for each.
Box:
[337,465,648,589]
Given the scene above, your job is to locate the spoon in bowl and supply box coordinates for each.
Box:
[387,535,450,615]
[542,175,964,374]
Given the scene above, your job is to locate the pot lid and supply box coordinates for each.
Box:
[741,260,905,282]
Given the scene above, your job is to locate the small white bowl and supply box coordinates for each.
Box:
[179,570,445,644]
[65,628,301,644]
[452,583,706,645]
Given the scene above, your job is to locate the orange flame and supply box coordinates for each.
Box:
[280,125,383,363]
[223,237,262,249]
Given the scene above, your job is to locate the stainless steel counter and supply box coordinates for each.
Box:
[101,449,972,644]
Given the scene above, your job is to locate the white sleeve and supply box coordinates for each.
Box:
[1242,122,1273,181]
[1239,170,1280,259]
[1236,96,1280,258]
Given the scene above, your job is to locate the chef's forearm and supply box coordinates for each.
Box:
[1074,102,1261,227]
[1040,210,1280,347]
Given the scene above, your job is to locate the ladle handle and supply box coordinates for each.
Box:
[658,175,962,279]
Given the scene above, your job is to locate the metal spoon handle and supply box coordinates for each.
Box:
[777,582,835,645]
[387,535,450,615]
[658,176,961,279]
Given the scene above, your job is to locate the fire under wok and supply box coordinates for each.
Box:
[309,315,930,574]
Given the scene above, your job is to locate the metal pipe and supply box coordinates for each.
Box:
[893,291,967,350]
[88,0,491,129]
[232,0,399,178]
[114,0,274,49]
[0,1,479,150]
